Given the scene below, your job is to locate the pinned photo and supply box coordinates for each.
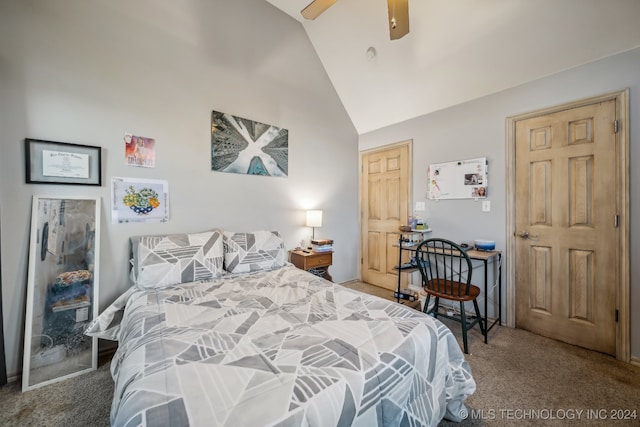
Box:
[472,186,487,197]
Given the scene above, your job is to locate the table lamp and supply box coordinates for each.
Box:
[306,210,322,240]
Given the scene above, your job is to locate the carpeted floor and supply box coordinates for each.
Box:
[0,357,112,427]
[1,281,638,426]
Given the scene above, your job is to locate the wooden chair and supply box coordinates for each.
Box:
[415,238,485,354]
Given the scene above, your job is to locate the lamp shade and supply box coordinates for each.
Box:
[306,210,323,228]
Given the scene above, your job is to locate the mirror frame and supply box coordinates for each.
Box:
[22,196,100,391]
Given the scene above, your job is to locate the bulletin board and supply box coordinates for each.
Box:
[427,157,488,200]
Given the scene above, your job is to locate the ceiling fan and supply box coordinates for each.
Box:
[301,0,409,40]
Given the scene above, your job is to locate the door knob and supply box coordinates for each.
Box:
[517,231,530,238]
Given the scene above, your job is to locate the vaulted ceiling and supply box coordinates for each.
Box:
[266,0,640,134]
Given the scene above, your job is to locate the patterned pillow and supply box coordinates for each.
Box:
[223,231,286,273]
[131,229,224,289]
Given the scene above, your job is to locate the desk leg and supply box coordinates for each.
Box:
[498,254,502,326]
[396,239,403,303]
[483,259,488,344]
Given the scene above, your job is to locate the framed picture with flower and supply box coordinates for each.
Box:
[111,177,169,223]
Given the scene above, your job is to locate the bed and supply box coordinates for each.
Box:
[86,229,475,426]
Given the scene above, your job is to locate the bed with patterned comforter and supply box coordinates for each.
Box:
[88,264,474,426]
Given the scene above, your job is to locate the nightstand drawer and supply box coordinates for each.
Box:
[306,252,332,268]
[289,249,334,282]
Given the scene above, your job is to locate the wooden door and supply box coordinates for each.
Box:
[360,142,411,290]
[514,100,618,355]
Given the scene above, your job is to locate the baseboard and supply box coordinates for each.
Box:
[338,279,360,285]
[630,356,640,368]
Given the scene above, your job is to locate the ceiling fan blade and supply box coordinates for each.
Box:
[301,0,337,20]
[388,0,409,40]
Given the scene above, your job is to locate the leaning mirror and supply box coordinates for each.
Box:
[22,196,100,391]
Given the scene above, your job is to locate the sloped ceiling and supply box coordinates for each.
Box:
[266,0,640,134]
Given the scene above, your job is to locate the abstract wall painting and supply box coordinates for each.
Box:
[211,110,288,177]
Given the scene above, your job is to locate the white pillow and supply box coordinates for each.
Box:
[223,231,286,273]
[131,229,224,289]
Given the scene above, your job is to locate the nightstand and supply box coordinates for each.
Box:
[289,249,333,282]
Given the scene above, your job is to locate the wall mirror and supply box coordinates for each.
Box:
[22,196,100,391]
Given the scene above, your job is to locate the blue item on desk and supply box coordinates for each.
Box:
[474,239,495,251]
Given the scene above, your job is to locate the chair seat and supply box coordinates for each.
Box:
[424,279,481,301]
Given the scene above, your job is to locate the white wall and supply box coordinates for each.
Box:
[0,0,359,379]
[360,47,640,359]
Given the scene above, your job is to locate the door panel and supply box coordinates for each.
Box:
[386,178,400,220]
[367,232,380,271]
[361,143,410,290]
[515,100,617,355]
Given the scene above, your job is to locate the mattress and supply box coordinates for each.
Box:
[87,264,475,426]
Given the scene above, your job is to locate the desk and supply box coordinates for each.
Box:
[463,249,502,341]
[395,241,502,343]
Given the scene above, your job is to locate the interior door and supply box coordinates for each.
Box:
[514,100,618,355]
[360,142,411,290]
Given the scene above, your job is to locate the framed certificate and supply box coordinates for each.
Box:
[25,139,102,186]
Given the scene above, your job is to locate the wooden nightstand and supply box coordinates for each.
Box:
[289,250,333,282]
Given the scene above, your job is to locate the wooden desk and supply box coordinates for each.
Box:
[289,250,333,281]
[397,244,502,343]
[463,249,502,341]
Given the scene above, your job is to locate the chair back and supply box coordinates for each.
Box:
[415,238,473,298]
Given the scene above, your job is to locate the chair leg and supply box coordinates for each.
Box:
[423,295,431,314]
[432,297,440,318]
[460,301,469,354]
[473,299,486,338]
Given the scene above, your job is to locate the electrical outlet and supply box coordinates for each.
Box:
[76,307,89,322]
[482,200,491,212]
[415,201,425,211]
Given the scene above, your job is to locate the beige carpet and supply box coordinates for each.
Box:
[1,281,638,426]
[0,358,112,427]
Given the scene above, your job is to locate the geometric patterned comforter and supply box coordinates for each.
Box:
[86,265,475,426]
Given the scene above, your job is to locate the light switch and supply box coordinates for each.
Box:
[482,200,491,212]
[415,201,426,211]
